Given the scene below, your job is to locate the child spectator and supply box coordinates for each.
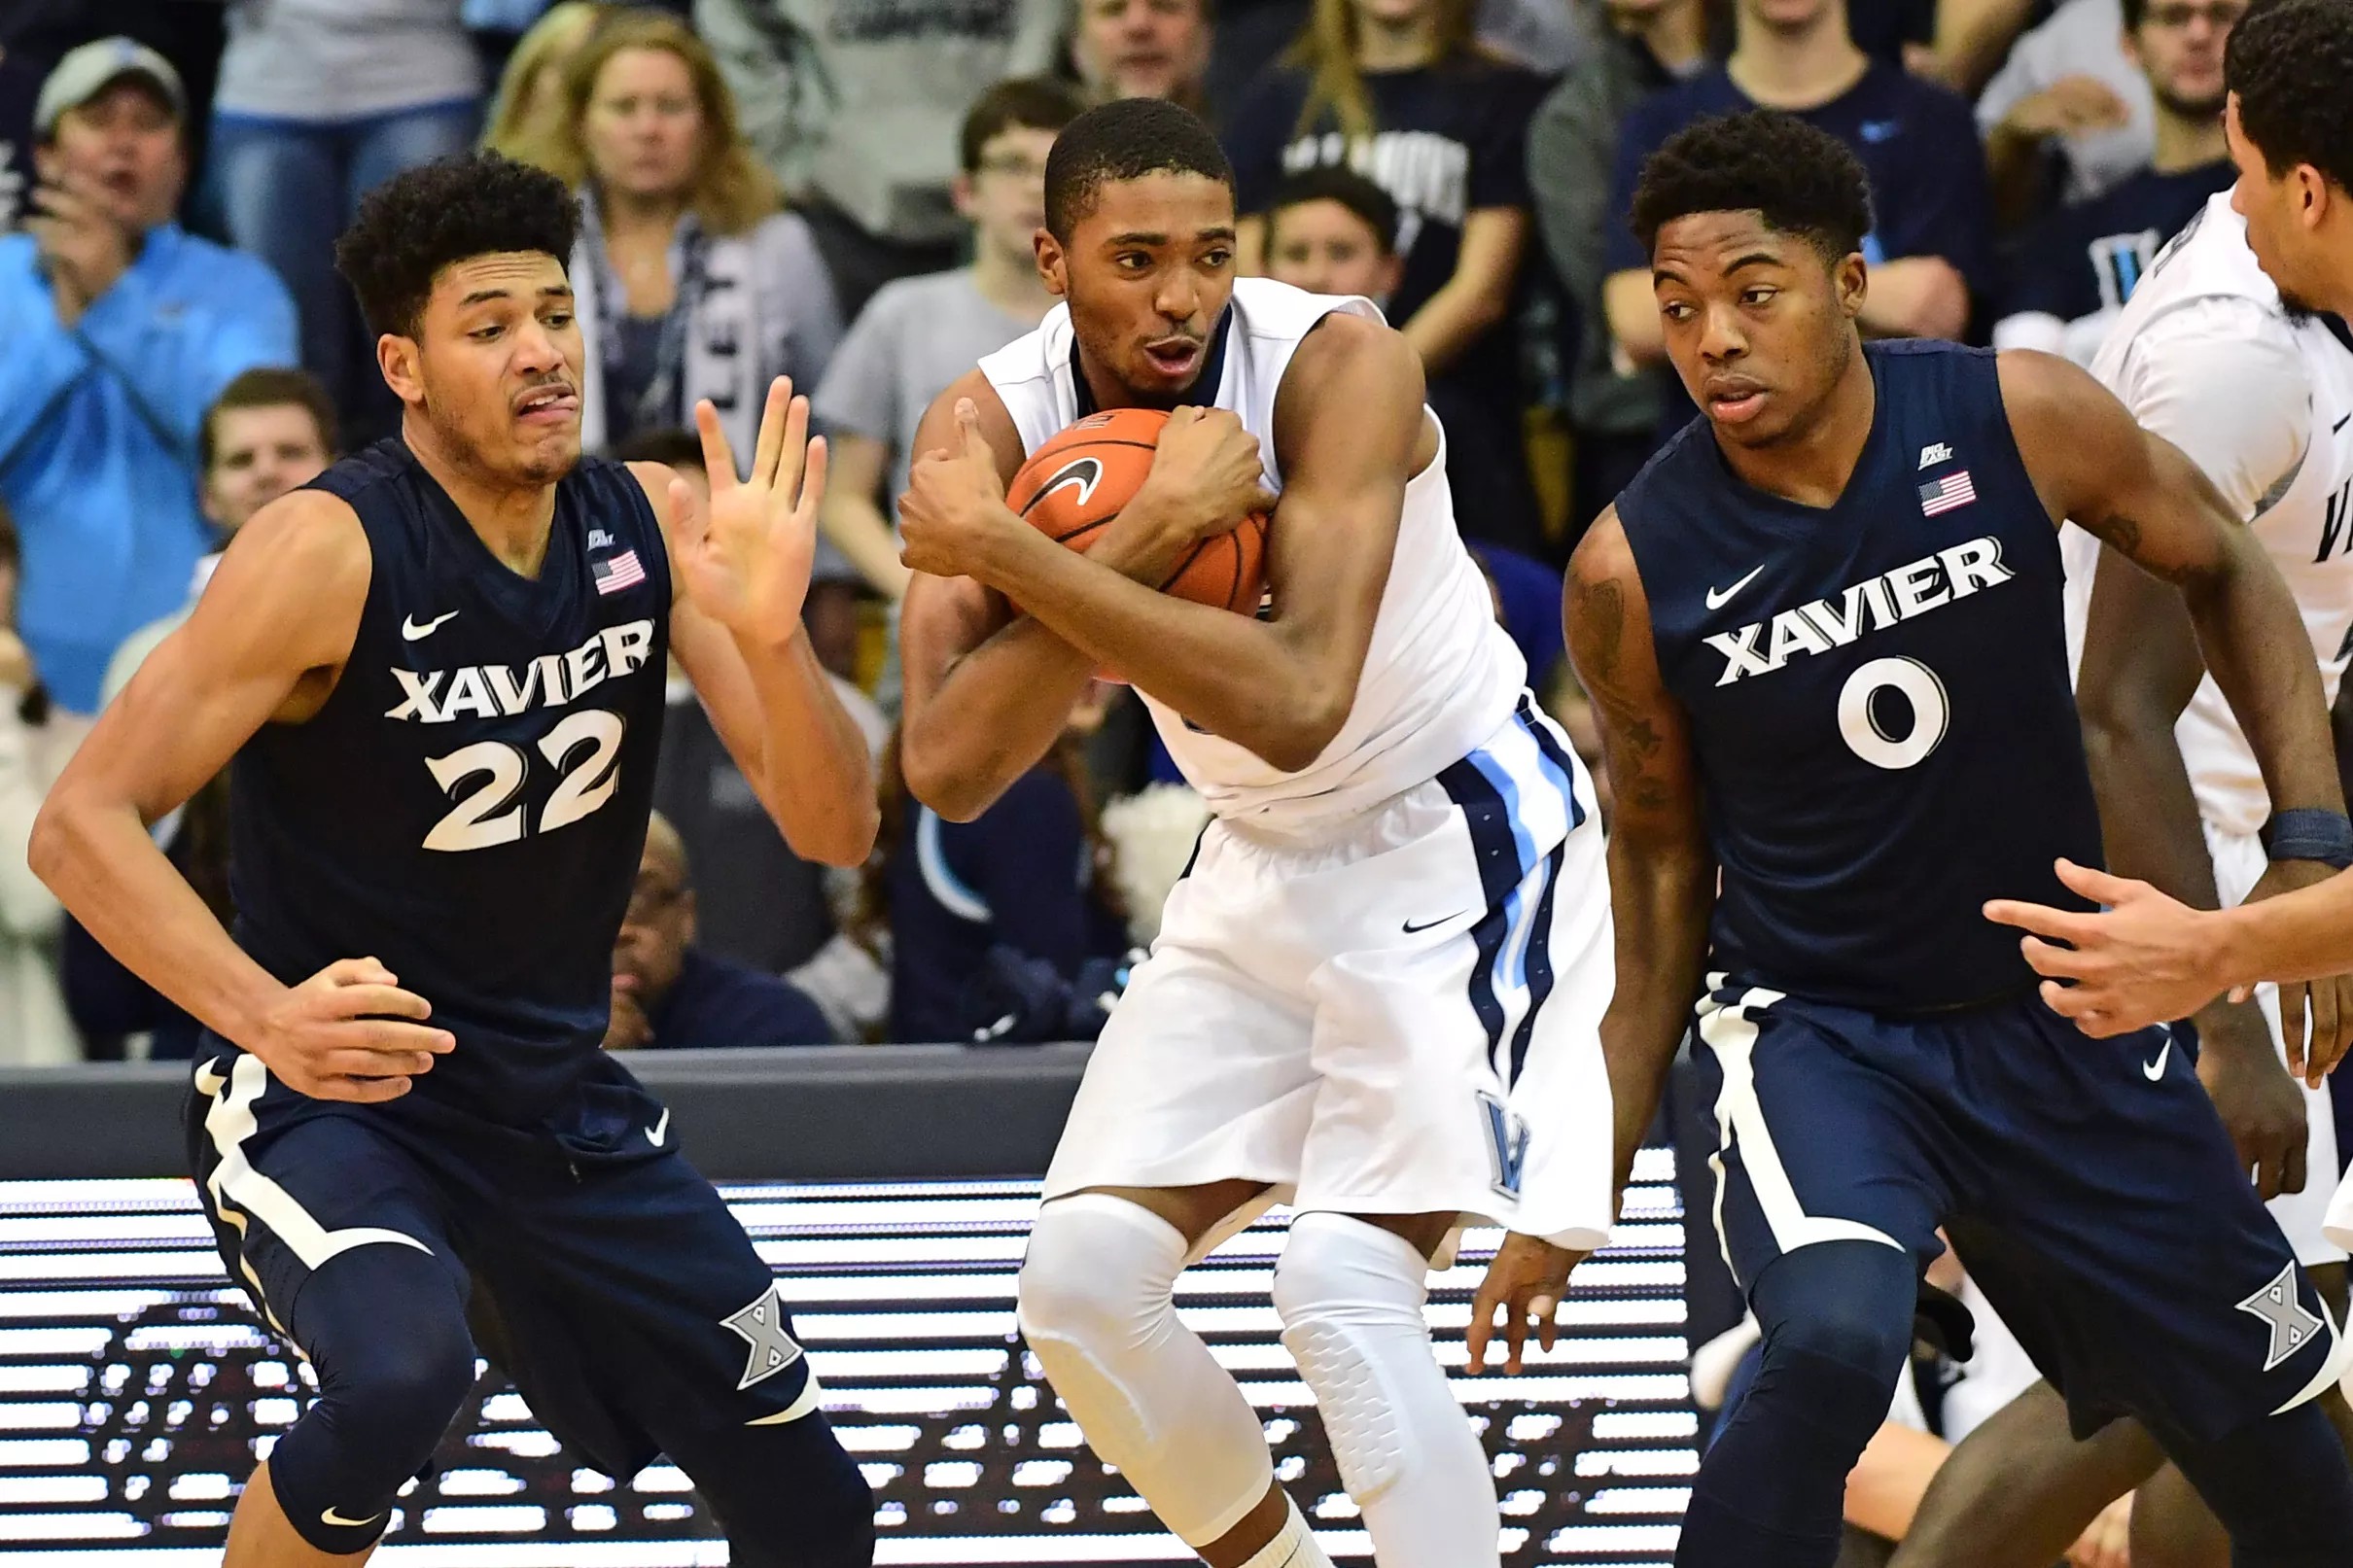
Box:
[512,11,841,455]
[1260,164,1405,303]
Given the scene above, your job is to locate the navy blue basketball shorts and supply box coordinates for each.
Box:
[185,1041,823,1483]
[1692,976,2353,1448]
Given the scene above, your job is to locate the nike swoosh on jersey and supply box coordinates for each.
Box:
[1402,912,1467,933]
[1705,565,1767,611]
[2143,1038,2172,1081]
[402,610,460,641]
[321,1507,385,1529]
[648,1107,672,1147]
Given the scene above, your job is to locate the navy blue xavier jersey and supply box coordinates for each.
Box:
[1617,341,2103,1010]
[228,441,672,1119]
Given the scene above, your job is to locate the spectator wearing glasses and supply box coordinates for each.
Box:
[815,77,1090,605]
[606,813,837,1050]
[1994,0,2243,366]
[0,39,298,716]
[511,10,842,458]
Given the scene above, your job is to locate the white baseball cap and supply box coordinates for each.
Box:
[34,37,186,140]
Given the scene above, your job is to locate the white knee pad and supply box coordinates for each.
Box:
[1016,1195,1272,1547]
[1272,1212,1435,1502]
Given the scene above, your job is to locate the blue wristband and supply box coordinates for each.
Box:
[2259,808,2353,870]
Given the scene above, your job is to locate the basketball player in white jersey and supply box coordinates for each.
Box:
[894,98,1617,1568]
[1893,186,2353,1568]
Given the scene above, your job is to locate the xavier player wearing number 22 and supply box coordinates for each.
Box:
[896,100,1614,1568]
[28,153,878,1567]
[1575,110,2353,1568]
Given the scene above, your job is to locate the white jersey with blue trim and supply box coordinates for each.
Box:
[2067,192,2353,840]
[976,276,1524,835]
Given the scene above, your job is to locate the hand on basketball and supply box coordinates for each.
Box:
[1985,859,2228,1037]
[1467,1233,1586,1376]
[677,378,825,638]
[2194,997,2308,1200]
[2246,857,2353,1085]
[1132,406,1278,549]
[250,958,454,1103]
[898,399,1015,581]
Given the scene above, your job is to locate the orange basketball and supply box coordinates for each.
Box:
[1006,407,1269,615]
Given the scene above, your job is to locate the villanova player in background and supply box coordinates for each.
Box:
[29,153,878,1566]
[897,100,1615,1568]
[1571,111,2353,1568]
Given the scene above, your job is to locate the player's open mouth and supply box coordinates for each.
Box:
[1703,378,1768,424]
[1143,338,1202,377]
[512,385,579,424]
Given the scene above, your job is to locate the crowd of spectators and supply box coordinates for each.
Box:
[0,0,2254,1106]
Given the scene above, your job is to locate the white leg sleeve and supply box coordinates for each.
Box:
[1274,1211,1500,1568]
[1016,1195,1278,1549]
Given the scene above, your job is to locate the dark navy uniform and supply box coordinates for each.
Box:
[187,441,868,1561]
[1619,342,2347,1451]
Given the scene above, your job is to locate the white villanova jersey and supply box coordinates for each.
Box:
[978,276,1524,831]
[2066,193,2353,839]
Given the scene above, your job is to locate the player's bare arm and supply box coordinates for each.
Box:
[900,311,1419,775]
[630,378,877,867]
[1469,507,1716,1377]
[28,492,455,1100]
[2075,539,2314,1198]
[898,368,1278,819]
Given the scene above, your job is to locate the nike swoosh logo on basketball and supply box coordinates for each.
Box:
[321,1507,384,1529]
[1705,566,1766,610]
[402,610,459,641]
[1403,911,1466,933]
[1022,456,1103,514]
[648,1108,672,1147]
[2143,1038,2172,1081]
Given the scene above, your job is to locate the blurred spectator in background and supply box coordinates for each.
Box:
[1528,0,1713,537]
[1226,0,1552,555]
[208,0,483,440]
[1067,0,1214,116]
[1605,0,1991,442]
[620,425,883,983]
[1978,0,2152,223]
[1259,164,1405,301]
[515,11,843,458]
[1894,0,2047,95]
[478,1,613,160]
[0,501,75,1066]
[816,77,1086,604]
[1476,0,1586,73]
[606,812,838,1049]
[889,686,1125,1045]
[695,0,1065,318]
[1993,0,2238,365]
[0,40,296,716]
[103,367,337,705]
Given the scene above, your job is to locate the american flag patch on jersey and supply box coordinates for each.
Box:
[592,548,646,594]
[1917,471,1977,517]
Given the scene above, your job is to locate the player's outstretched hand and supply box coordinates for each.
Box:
[898,398,1014,581]
[251,957,453,1103]
[1984,859,2227,1037]
[2245,857,2353,1086]
[1135,407,1278,544]
[679,377,825,638]
[1467,1233,1587,1376]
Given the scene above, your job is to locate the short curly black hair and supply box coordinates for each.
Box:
[334,151,580,338]
[1630,110,1875,265]
[2228,0,2353,193]
[1044,97,1234,242]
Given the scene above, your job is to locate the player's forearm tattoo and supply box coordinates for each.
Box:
[1572,576,1626,684]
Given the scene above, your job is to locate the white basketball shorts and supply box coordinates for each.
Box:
[1042,696,1617,1250]
[2205,822,2347,1267]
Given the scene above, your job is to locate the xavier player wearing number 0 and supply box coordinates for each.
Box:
[1575,111,2353,1568]
[896,99,1615,1568]
[28,153,878,1567]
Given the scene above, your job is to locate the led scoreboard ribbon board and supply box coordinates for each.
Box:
[0,1157,1692,1565]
